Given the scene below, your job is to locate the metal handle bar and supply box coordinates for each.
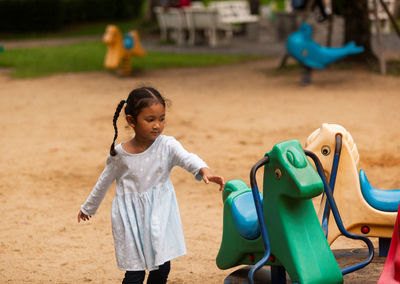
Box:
[321,133,342,236]
[305,150,374,275]
[248,155,271,284]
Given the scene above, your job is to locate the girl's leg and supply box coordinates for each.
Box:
[147,261,171,284]
[122,270,145,284]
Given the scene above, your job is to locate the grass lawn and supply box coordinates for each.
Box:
[0,41,262,78]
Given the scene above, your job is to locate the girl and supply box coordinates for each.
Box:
[78,87,224,284]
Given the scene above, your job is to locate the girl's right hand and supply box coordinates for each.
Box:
[77,210,91,223]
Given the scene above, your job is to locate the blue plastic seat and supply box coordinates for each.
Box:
[231,191,262,240]
[123,34,135,50]
[360,169,400,212]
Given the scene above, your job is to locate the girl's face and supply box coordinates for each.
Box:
[128,103,165,143]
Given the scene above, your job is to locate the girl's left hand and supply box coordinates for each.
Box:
[200,168,225,191]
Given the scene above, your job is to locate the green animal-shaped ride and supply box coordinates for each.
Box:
[216,140,344,283]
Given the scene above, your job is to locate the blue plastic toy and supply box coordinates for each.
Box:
[360,169,400,212]
[286,22,364,70]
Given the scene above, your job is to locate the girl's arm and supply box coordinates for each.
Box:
[78,156,117,222]
[199,167,225,191]
[169,137,224,190]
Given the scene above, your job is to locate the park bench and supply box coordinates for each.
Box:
[154,1,259,46]
[208,1,259,27]
[184,5,233,46]
[154,6,188,45]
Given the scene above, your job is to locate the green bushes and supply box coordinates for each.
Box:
[0,0,145,32]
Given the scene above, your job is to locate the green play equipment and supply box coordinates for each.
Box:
[217,179,266,269]
[216,140,344,283]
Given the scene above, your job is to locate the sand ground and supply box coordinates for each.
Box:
[1,58,400,283]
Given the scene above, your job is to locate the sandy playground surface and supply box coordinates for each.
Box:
[1,58,400,283]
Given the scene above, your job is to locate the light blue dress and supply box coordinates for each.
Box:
[81,135,207,271]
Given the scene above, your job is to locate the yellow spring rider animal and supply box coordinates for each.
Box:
[103,25,146,75]
[305,123,400,255]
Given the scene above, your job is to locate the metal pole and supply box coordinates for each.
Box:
[373,0,387,75]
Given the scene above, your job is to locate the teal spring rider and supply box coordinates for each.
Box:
[216,140,374,283]
[286,22,364,84]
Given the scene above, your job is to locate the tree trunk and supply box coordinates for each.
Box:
[248,0,260,15]
[144,0,158,23]
[343,0,377,62]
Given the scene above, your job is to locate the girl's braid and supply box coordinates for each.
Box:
[110,100,126,156]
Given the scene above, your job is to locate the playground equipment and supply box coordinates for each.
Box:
[378,204,400,283]
[305,123,400,256]
[286,22,364,70]
[286,22,364,84]
[217,140,373,283]
[103,25,146,75]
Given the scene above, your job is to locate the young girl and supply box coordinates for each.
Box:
[78,87,224,284]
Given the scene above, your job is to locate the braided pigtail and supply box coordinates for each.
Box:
[110,100,126,156]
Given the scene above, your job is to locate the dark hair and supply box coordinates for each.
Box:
[110,87,166,156]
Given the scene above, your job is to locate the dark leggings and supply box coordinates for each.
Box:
[122,261,171,284]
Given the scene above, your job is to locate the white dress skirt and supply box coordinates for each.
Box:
[81,135,207,271]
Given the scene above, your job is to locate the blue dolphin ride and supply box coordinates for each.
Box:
[286,22,364,69]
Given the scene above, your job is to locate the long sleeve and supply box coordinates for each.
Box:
[168,137,208,181]
[81,156,117,216]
